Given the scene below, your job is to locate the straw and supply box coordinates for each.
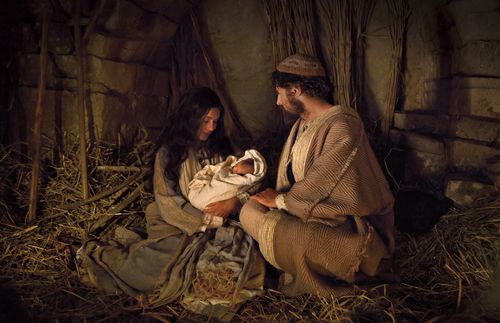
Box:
[319,0,355,109]
[1,135,498,321]
[381,0,411,145]
[191,268,238,302]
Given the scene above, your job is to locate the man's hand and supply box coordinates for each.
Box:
[204,196,241,219]
[250,188,278,208]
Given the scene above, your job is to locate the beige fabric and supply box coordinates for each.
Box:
[257,209,285,270]
[79,210,188,298]
[79,146,265,317]
[273,212,372,296]
[154,147,205,235]
[188,149,266,211]
[258,106,395,297]
[238,200,269,240]
[276,106,359,191]
[178,149,205,199]
[181,222,265,321]
[155,147,227,234]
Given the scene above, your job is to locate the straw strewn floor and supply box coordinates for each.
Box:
[1,140,498,322]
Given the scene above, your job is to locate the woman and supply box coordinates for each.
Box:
[78,87,264,315]
[148,86,241,236]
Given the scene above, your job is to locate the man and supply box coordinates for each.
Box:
[240,54,395,296]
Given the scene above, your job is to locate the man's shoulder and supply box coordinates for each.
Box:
[318,107,361,129]
[325,105,360,120]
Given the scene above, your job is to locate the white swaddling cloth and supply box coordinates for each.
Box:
[188,149,267,213]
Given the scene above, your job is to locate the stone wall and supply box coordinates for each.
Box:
[7,0,192,151]
[382,0,500,204]
[3,0,499,205]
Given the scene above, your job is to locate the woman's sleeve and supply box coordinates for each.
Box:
[187,165,217,210]
[153,147,205,235]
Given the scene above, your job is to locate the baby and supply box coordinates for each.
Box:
[188,149,266,228]
[231,158,255,176]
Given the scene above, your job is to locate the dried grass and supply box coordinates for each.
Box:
[319,0,354,109]
[381,0,411,145]
[1,137,499,322]
[191,268,238,302]
[0,135,154,321]
[264,0,319,64]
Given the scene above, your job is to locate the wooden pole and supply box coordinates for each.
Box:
[82,0,106,44]
[59,168,148,210]
[27,8,49,223]
[74,0,89,199]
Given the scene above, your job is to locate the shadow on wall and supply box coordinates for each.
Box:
[432,10,453,115]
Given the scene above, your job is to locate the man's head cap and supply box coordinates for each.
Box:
[276,54,326,77]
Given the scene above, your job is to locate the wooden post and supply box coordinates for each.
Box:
[27,8,49,223]
[74,0,89,199]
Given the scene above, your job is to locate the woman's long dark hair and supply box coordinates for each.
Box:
[156,87,232,183]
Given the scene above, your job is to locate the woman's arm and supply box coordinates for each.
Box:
[203,196,242,219]
[187,164,223,211]
[153,147,205,235]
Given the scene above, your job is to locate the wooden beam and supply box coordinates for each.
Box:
[82,0,107,44]
[27,8,49,223]
[74,0,89,199]
[88,183,144,236]
[59,168,148,210]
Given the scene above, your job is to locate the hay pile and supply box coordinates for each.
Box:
[1,140,499,322]
[192,268,238,302]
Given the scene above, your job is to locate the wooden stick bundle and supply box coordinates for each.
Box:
[59,168,148,210]
[381,0,410,145]
[319,0,354,109]
[353,0,376,117]
[264,0,294,65]
[290,0,318,57]
[89,183,145,235]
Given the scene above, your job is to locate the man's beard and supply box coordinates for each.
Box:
[280,92,305,115]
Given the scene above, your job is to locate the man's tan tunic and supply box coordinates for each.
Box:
[260,106,395,296]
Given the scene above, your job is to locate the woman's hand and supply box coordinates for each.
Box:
[204,196,241,219]
[250,188,278,208]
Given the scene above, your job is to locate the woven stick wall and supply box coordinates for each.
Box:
[264,0,319,65]
[289,0,319,58]
[266,0,376,121]
[353,0,376,118]
[264,0,294,66]
[319,0,354,109]
[381,0,410,145]
[264,0,320,130]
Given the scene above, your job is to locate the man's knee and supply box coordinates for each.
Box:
[240,200,266,240]
[239,201,255,230]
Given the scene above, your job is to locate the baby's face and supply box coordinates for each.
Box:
[232,162,254,175]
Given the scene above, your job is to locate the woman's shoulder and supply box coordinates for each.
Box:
[155,145,171,167]
[157,145,169,155]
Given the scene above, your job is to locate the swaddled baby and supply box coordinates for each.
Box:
[188,149,266,228]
